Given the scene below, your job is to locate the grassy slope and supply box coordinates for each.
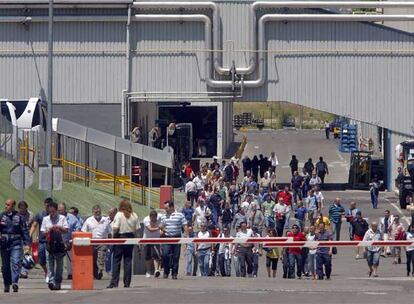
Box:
[234,101,335,129]
[0,157,154,217]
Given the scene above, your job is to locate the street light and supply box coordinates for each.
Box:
[46,0,54,197]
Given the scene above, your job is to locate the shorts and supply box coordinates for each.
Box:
[38,241,47,266]
[354,235,364,241]
[144,244,161,261]
[266,257,278,270]
[367,251,380,266]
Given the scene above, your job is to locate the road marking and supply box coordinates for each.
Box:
[336,150,345,162]
[363,292,388,295]
[254,146,259,149]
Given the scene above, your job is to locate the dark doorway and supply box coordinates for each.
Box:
[159,106,217,157]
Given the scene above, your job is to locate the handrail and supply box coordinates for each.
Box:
[54,156,160,197]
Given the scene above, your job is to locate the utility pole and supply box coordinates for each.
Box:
[46,0,54,197]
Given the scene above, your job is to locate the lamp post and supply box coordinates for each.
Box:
[46,0,54,197]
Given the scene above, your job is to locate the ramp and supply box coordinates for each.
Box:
[52,118,173,169]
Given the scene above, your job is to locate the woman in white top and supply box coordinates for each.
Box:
[196,222,211,276]
[107,200,139,289]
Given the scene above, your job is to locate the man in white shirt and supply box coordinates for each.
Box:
[185,178,198,206]
[193,198,211,231]
[40,201,69,291]
[269,152,279,174]
[143,210,162,278]
[193,172,205,193]
[82,205,111,280]
[234,221,254,277]
[273,198,288,237]
[309,173,322,188]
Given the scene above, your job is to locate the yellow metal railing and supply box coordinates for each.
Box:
[234,136,247,160]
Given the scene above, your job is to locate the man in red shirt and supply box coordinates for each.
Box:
[277,186,293,229]
[287,224,306,279]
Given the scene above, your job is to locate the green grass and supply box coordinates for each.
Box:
[0,157,157,217]
[234,101,335,129]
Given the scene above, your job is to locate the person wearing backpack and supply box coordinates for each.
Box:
[40,201,69,291]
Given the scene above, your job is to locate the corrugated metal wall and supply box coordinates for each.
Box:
[1,2,414,138]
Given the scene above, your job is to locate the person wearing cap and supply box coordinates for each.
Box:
[363,221,382,277]
[234,221,254,277]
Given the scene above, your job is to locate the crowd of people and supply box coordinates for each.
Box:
[1,152,414,293]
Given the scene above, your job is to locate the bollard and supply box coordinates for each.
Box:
[160,185,173,209]
[72,231,94,290]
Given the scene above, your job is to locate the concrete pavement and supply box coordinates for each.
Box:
[236,129,350,184]
[1,190,413,304]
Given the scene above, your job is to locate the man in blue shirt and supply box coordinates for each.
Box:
[58,202,81,280]
[328,198,345,241]
[315,222,333,280]
[181,200,195,226]
[0,199,31,293]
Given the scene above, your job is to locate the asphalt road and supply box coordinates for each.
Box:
[236,129,350,184]
[2,191,413,304]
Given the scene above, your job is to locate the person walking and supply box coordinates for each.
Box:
[273,198,288,237]
[315,223,333,280]
[369,175,381,209]
[185,226,198,276]
[405,224,414,277]
[17,201,33,279]
[234,221,254,278]
[0,199,31,293]
[345,202,360,240]
[196,222,212,277]
[57,202,82,280]
[107,200,140,288]
[328,198,345,241]
[324,120,330,139]
[379,210,393,256]
[40,201,69,291]
[351,211,369,259]
[363,222,382,277]
[305,225,317,279]
[291,171,304,204]
[287,224,306,279]
[315,157,329,187]
[218,226,232,277]
[160,201,188,280]
[289,155,299,177]
[305,190,320,226]
[269,152,279,174]
[262,194,275,229]
[81,205,112,280]
[30,198,52,280]
[142,210,162,278]
[263,228,279,278]
[389,215,405,264]
[303,158,314,176]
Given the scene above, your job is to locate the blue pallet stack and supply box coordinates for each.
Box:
[339,124,358,153]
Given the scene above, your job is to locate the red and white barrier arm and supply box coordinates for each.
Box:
[72,237,291,246]
[262,240,414,248]
[72,237,414,247]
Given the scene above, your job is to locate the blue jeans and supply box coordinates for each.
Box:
[38,241,47,266]
[367,251,380,267]
[218,253,231,276]
[306,253,316,275]
[1,245,22,286]
[252,252,260,276]
[266,216,275,228]
[162,244,181,276]
[276,216,286,237]
[186,249,197,275]
[105,246,113,273]
[288,252,302,278]
[331,221,342,241]
[234,255,241,277]
[197,248,211,276]
[46,251,64,286]
[370,191,379,209]
[316,253,332,279]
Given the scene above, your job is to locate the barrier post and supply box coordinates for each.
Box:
[160,185,173,209]
[72,231,94,290]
